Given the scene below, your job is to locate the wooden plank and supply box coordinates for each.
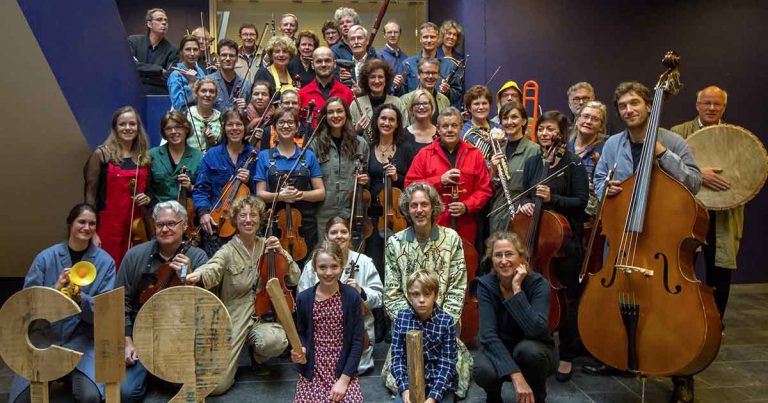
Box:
[406,330,425,403]
[133,286,231,402]
[0,287,82,382]
[265,278,303,353]
[29,381,49,403]
[95,287,125,403]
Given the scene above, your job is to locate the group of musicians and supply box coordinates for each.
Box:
[9,4,747,403]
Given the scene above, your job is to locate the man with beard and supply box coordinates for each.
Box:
[128,8,178,95]
[298,47,354,126]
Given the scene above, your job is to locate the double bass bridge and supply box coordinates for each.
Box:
[614,264,654,277]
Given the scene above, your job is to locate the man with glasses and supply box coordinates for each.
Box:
[192,26,217,74]
[298,47,354,126]
[116,201,208,402]
[377,21,408,76]
[397,22,462,106]
[128,8,178,95]
[206,38,252,113]
[235,23,261,83]
[671,86,739,355]
[400,58,451,125]
[337,25,378,94]
[405,107,491,246]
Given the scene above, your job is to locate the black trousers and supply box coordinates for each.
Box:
[473,341,555,403]
[703,211,732,320]
[553,242,583,362]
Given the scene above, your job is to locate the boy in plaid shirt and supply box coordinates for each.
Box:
[391,270,457,403]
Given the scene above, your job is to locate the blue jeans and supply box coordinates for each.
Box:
[121,360,148,403]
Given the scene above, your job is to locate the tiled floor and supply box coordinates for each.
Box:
[1,283,766,402]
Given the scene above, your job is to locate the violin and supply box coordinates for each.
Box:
[349,159,373,251]
[345,246,370,350]
[139,240,192,304]
[578,52,720,376]
[129,178,154,245]
[276,177,308,261]
[297,100,316,140]
[509,142,570,333]
[443,183,480,345]
[209,150,259,239]
[377,158,407,241]
[254,206,294,319]
[247,91,281,148]
[177,166,199,245]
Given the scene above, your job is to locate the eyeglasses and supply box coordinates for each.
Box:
[570,96,591,103]
[537,126,560,135]
[276,120,296,127]
[419,71,439,77]
[579,113,603,123]
[493,251,519,260]
[413,102,431,110]
[156,219,184,229]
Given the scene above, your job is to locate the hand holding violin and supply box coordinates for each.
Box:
[264,235,281,251]
[236,168,250,183]
[356,173,370,185]
[177,172,193,191]
[383,162,398,182]
[199,213,217,234]
[279,186,303,203]
[133,193,151,206]
[170,253,192,275]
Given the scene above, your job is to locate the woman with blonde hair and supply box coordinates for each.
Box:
[83,106,151,268]
[254,35,300,92]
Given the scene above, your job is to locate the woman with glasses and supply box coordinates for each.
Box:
[192,108,259,256]
[149,111,203,203]
[518,110,589,383]
[254,106,326,259]
[568,101,607,216]
[403,89,438,153]
[310,97,370,240]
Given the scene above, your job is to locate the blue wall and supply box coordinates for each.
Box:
[17,0,147,148]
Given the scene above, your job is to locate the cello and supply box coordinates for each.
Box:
[349,159,373,251]
[377,157,407,242]
[209,149,259,239]
[177,165,199,244]
[443,183,480,345]
[509,143,570,333]
[578,52,720,377]
[254,187,295,319]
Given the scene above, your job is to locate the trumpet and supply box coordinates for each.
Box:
[60,261,97,299]
[489,127,517,220]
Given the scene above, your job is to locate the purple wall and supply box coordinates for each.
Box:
[431,0,768,283]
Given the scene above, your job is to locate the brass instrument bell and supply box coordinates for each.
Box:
[60,261,97,299]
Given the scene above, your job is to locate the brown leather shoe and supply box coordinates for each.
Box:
[671,376,694,403]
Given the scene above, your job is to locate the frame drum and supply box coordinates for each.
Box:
[686,124,768,210]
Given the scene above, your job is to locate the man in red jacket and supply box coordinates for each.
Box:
[405,106,492,244]
[298,46,354,126]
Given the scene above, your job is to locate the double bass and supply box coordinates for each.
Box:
[578,52,720,376]
[209,150,259,238]
[509,143,570,333]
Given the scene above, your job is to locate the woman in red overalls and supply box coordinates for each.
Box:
[84,106,151,269]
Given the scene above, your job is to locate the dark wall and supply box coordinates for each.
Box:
[431,0,768,283]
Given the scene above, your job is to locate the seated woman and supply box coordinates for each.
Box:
[83,106,151,268]
[168,34,205,112]
[185,195,300,395]
[254,106,326,260]
[473,231,556,403]
[298,216,383,375]
[185,78,223,152]
[9,203,116,403]
[149,111,203,203]
[193,108,259,256]
[403,88,438,154]
[349,58,406,139]
[291,241,365,402]
[254,35,299,93]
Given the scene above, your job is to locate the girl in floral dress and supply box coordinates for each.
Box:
[292,241,365,402]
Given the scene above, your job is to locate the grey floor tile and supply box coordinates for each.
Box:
[695,386,753,402]
[589,390,640,402]
[715,344,768,362]
[696,361,764,388]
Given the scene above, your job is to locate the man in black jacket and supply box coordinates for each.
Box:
[127,8,178,95]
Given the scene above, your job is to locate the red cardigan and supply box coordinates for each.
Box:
[405,139,492,243]
[298,78,354,127]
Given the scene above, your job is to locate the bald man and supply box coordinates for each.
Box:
[298,47,354,126]
[669,84,735,403]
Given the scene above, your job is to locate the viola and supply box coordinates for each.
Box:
[509,143,570,333]
[254,208,294,319]
[578,52,720,376]
[139,240,192,304]
[129,178,155,245]
[443,183,480,345]
[349,159,373,251]
[276,178,308,261]
[209,150,259,239]
[377,158,407,242]
[177,166,199,245]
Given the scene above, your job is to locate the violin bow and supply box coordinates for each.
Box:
[127,155,143,250]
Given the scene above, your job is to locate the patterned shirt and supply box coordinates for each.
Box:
[391,306,457,401]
